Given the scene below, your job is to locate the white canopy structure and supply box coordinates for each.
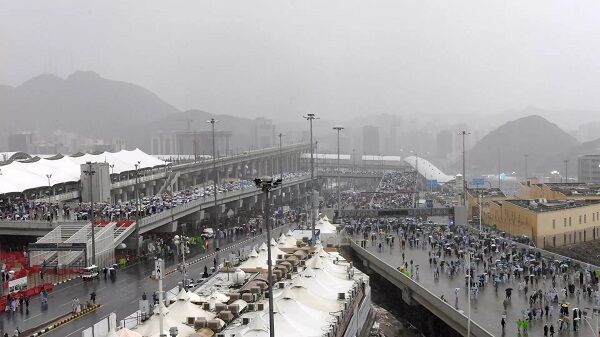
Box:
[403,155,454,183]
[0,148,166,194]
[315,219,337,234]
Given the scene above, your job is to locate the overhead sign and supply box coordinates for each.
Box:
[472,178,485,186]
[426,180,438,188]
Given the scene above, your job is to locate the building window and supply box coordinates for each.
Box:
[585,214,587,224]
[569,217,572,226]
[564,218,567,227]
[579,215,582,224]
[553,219,556,230]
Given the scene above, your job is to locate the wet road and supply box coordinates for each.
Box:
[355,234,598,337]
[0,225,292,337]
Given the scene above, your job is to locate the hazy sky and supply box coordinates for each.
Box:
[2,0,600,120]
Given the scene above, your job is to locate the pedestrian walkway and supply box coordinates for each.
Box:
[353,226,598,337]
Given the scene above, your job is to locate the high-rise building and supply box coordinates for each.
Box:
[252,118,275,149]
[578,155,600,183]
[8,132,33,153]
[362,125,380,155]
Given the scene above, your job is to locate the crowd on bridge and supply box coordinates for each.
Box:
[0,172,309,223]
[370,171,416,209]
[346,216,600,336]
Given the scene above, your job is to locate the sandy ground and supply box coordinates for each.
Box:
[373,304,424,337]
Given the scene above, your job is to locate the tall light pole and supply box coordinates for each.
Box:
[83,162,96,266]
[524,154,528,182]
[458,131,470,206]
[46,173,52,224]
[565,159,569,183]
[173,235,189,287]
[303,113,319,245]
[207,118,221,250]
[134,161,141,257]
[278,133,285,221]
[254,177,283,337]
[333,126,344,222]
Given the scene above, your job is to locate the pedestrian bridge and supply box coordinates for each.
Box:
[348,232,598,337]
[339,207,456,218]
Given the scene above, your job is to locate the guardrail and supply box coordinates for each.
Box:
[31,190,80,203]
[172,143,308,171]
[111,172,167,189]
[350,240,494,337]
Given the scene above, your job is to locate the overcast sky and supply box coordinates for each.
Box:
[2,0,600,120]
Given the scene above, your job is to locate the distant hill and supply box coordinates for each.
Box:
[466,115,580,175]
[0,71,180,149]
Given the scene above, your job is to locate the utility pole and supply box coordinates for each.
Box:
[278,133,284,220]
[458,131,470,206]
[303,113,319,246]
[565,159,569,183]
[207,118,220,250]
[333,126,344,222]
[497,149,502,190]
[83,162,96,266]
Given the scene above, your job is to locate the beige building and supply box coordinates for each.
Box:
[517,180,600,201]
[483,199,600,248]
[466,188,506,221]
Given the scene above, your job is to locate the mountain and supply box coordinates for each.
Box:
[466,115,580,175]
[0,71,180,149]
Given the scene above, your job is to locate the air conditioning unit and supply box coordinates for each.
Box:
[257,303,265,311]
[187,317,195,325]
[277,254,284,260]
[292,266,298,272]
[278,282,285,289]
[337,293,346,300]
[247,303,256,311]
[242,317,251,325]
[286,273,292,279]
[216,334,225,337]
[203,303,210,310]
[300,260,306,266]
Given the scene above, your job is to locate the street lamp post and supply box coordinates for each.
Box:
[207,118,221,251]
[83,162,96,266]
[459,131,470,206]
[134,161,141,257]
[254,176,283,337]
[333,126,344,222]
[565,159,569,183]
[173,235,189,288]
[524,154,528,182]
[46,173,52,224]
[303,113,319,246]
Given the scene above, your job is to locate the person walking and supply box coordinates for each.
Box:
[549,324,555,337]
[544,324,548,336]
[90,291,96,304]
[500,316,506,332]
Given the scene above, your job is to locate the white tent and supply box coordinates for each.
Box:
[0,148,166,194]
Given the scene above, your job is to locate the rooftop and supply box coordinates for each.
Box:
[544,183,600,196]
[507,199,600,212]
[467,187,506,198]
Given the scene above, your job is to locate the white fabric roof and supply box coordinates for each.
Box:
[403,156,454,183]
[0,148,166,194]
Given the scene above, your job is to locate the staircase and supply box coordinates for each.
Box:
[157,171,181,195]
[114,220,136,247]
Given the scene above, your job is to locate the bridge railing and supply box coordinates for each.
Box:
[111,172,167,189]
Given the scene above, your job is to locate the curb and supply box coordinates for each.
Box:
[27,304,101,337]
[148,234,267,279]
[52,275,82,286]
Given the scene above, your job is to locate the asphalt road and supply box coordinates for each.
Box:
[0,224,293,337]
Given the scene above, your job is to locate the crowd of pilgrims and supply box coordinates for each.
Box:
[370,171,416,209]
[0,172,308,222]
[345,217,600,336]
